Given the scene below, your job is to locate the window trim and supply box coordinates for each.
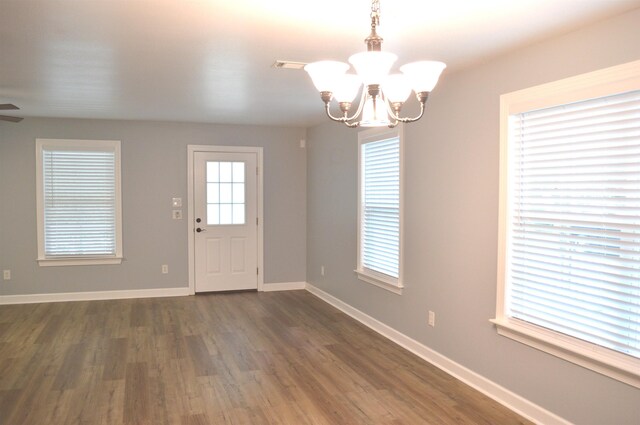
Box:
[36,139,123,266]
[355,126,404,295]
[494,60,640,388]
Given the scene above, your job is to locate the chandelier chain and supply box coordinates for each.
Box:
[370,0,380,27]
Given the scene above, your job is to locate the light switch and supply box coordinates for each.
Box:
[172,197,182,208]
[172,210,183,220]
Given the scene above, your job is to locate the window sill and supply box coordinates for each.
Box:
[37,257,123,267]
[354,269,403,295]
[490,317,640,389]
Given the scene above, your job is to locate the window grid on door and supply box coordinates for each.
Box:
[206,161,246,225]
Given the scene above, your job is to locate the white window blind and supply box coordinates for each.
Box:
[36,139,122,265]
[507,89,640,359]
[361,137,400,279]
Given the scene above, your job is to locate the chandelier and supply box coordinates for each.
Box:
[304,0,446,128]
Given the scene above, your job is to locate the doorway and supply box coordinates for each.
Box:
[188,145,263,293]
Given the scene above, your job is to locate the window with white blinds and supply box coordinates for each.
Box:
[508,89,640,357]
[495,60,640,388]
[356,127,403,294]
[36,139,123,266]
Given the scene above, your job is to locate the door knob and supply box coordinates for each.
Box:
[196,218,201,223]
[196,228,206,233]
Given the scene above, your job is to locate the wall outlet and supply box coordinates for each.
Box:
[161,264,169,274]
[320,265,325,276]
[2,270,10,280]
[172,210,183,219]
[428,311,436,327]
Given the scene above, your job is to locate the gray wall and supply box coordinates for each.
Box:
[306,8,640,425]
[0,118,306,295]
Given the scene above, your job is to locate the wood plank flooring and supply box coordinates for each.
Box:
[0,290,531,424]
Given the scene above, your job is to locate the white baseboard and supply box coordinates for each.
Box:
[0,287,191,305]
[262,281,307,292]
[1,281,307,304]
[305,283,569,425]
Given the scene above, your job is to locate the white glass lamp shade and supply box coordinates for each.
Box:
[360,95,391,127]
[383,74,412,103]
[400,61,446,93]
[304,61,350,92]
[348,51,397,85]
[333,74,362,103]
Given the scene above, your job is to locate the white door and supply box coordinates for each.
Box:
[193,151,258,292]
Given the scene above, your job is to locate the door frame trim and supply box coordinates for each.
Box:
[187,145,264,294]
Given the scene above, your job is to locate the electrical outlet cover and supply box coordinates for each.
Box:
[428,311,436,327]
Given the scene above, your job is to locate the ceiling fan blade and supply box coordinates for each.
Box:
[0,104,19,111]
[0,115,24,122]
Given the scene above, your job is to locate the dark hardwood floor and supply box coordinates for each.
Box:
[0,290,531,424]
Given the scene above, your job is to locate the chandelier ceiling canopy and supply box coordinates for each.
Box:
[304,0,446,128]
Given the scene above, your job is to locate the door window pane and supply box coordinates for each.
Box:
[232,183,245,204]
[207,204,219,225]
[219,162,232,182]
[220,204,232,225]
[233,162,245,182]
[207,162,219,182]
[205,161,246,225]
[207,183,219,204]
[219,183,232,203]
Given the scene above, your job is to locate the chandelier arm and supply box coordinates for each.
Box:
[323,103,350,122]
[320,87,369,125]
[384,96,400,118]
[395,102,425,123]
[388,92,429,123]
[323,103,360,128]
[384,97,399,128]
[343,88,368,122]
[379,93,404,128]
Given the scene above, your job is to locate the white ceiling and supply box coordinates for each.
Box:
[1,0,639,127]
